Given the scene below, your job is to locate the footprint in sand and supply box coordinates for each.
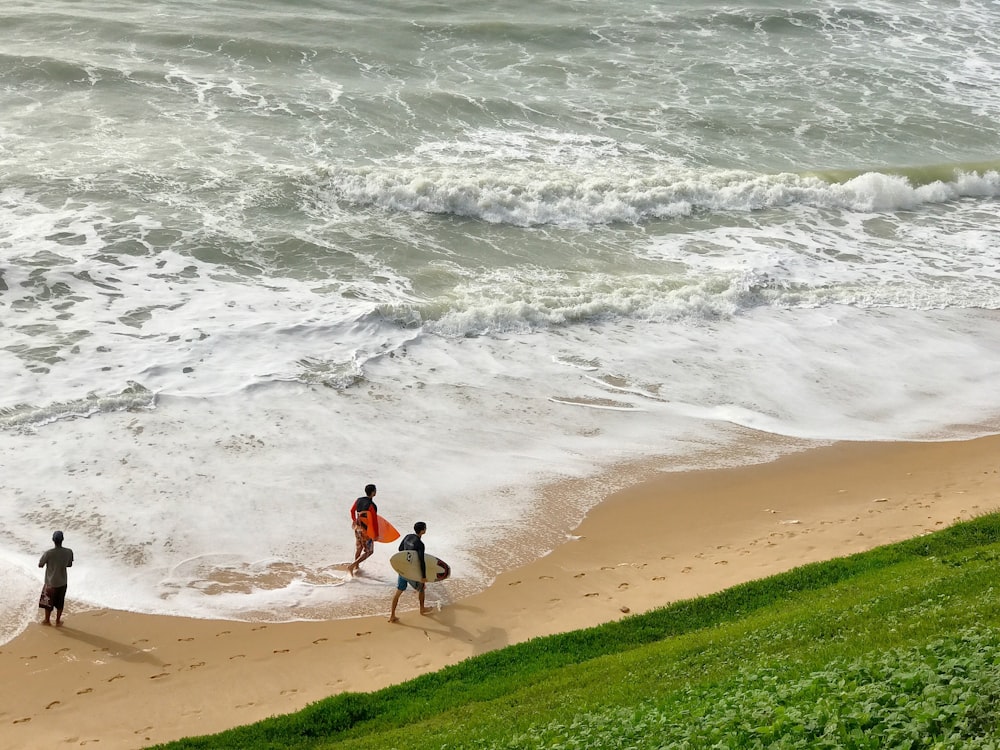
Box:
[45,701,61,710]
[13,717,31,724]
[229,654,246,660]
[149,673,169,680]
[216,630,231,637]
[356,631,372,637]
[77,687,93,695]
[251,625,267,632]
[618,582,629,589]
[601,566,615,571]
[652,576,665,581]
[715,560,729,565]
[189,662,205,669]
[681,566,692,574]
[508,580,521,586]
[108,674,125,683]
[55,647,70,654]
[574,573,586,578]
[132,638,149,646]
[273,649,289,654]
[584,592,599,598]
[312,637,328,645]
[539,575,554,580]
[177,637,194,642]
[280,688,299,696]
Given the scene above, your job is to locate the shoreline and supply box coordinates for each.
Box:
[2,435,999,749]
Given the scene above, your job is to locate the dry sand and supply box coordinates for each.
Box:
[2,436,999,749]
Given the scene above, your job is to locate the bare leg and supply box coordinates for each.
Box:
[348,546,373,576]
[41,609,52,625]
[55,608,63,626]
[419,587,432,615]
[388,589,403,623]
[348,527,363,574]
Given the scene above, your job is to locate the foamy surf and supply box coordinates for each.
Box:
[318,164,1000,227]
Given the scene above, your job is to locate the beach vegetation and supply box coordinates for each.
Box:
[154,513,1000,749]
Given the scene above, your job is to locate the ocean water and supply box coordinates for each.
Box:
[2,0,999,643]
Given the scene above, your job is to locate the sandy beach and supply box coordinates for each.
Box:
[3,435,999,750]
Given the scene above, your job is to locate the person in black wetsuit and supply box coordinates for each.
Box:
[388,521,432,623]
[347,483,380,576]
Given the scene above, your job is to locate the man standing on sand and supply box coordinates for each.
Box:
[347,483,380,576]
[388,521,432,623]
[38,530,74,626]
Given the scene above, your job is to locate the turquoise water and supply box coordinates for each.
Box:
[1,0,999,638]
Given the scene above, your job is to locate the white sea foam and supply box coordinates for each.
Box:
[4,304,1000,644]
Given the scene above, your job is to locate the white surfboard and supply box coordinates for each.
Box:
[390,550,451,582]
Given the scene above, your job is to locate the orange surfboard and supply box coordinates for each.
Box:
[373,514,400,543]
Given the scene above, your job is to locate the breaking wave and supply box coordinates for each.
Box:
[320,163,1000,227]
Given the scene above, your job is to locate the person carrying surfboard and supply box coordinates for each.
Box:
[388,521,432,622]
[347,483,380,576]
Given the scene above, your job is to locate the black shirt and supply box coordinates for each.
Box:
[398,533,426,578]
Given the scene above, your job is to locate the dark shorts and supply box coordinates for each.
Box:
[396,575,424,592]
[40,585,67,611]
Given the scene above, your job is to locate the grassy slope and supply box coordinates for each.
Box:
[156,514,1000,750]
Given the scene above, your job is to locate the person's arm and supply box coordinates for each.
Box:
[38,551,48,568]
[68,550,73,567]
[349,499,358,523]
[416,539,427,580]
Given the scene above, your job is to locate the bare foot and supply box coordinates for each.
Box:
[420,607,433,615]
[41,620,52,626]
[387,616,399,623]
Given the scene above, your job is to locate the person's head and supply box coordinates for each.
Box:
[52,530,64,547]
[365,484,377,497]
[414,521,427,536]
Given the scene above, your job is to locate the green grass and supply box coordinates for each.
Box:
[154,513,1000,749]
